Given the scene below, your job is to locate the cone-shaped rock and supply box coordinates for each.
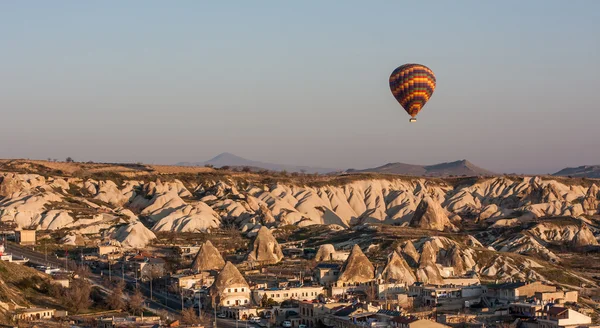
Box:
[315,244,337,262]
[246,226,284,265]
[416,241,444,285]
[583,184,600,214]
[400,240,420,268]
[380,251,417,285]
[410,197,458,232]
[571,224,598,248]
[210,262,249,297]
[191,240,225,272]
[441,246,467,276]
[337,245,375,284]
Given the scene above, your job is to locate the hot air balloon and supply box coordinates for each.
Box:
[389,63,436,122]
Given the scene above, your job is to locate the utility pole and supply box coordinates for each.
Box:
[180,288,184,311]
[213,301,217,328]
[109,260,112,282]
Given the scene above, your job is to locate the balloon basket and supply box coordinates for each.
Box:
[409,118,417,123]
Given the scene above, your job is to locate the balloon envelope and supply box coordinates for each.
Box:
[389,64,436,118]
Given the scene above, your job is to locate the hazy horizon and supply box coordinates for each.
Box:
[2,1,599,174]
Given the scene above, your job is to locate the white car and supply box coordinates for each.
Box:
[282,320,292,328]
[299,325,307,328]
[250,317,262,323]
[217,313,227,319]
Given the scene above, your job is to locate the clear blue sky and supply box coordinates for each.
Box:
[1,1,599,174]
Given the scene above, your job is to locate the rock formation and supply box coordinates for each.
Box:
[191,240,226,272]
[440,246,468,276]
[380,251,417,285]
[400,240,420,267]
[111,222,156,249]
[571,224,598,248]
[315,244,337,262]
[416,241,444,285]
[410,197,457,231]
[246,226,284,265]
[210,262,249,297]
[582,184,599,214]
[337,245,375,284]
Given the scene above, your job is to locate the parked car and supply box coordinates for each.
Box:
[282,320,292,328]
[299,325,307,328]
[217,313,227,318]
[250,317,261,323]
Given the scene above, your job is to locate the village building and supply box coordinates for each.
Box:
[173,271,215,290]
[408,284,485,310]
[535,290,579,304]
[15,229,36,245]
[220,306,259,320]
[485,281,557,303]
[315,263,341,286]
[251,285,325,304]
[12,307,57,321]
[300,301,349,328]
[390,316,451,328]
[129,253,166,281]
[97,244,120,256]
[536,306,595,328]
[509,302,544,318]
[211,262,251,307]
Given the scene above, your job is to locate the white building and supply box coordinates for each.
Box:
[251,286,324,304]
[537,306,596,328]
[211,262,251,307]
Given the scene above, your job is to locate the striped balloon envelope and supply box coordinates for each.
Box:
[389,63,436,122]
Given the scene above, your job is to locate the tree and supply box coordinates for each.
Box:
[74,265,91,279]
[64,279,92,314]
[66,157,74,163]
[107,281,126,311]
[181,307,201,325]
[48,282,64,299]
[242,166,251,173]
[261,293,269,307]
[266,298,279,307]
[128,289,145,315]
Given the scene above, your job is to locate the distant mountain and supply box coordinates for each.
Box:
[347,160,496,177]
[176,152,338,174]
[553,165,600,178]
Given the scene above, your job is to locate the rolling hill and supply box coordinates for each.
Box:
[346,159,496,177]
[176,152,338,174]
[553,165,600,178]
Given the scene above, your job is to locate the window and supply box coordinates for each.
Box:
[235,289,238,292]
[228,289,231,293]
[245,300,248,303]
[242,288,245,292]
[227,301,230,305]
